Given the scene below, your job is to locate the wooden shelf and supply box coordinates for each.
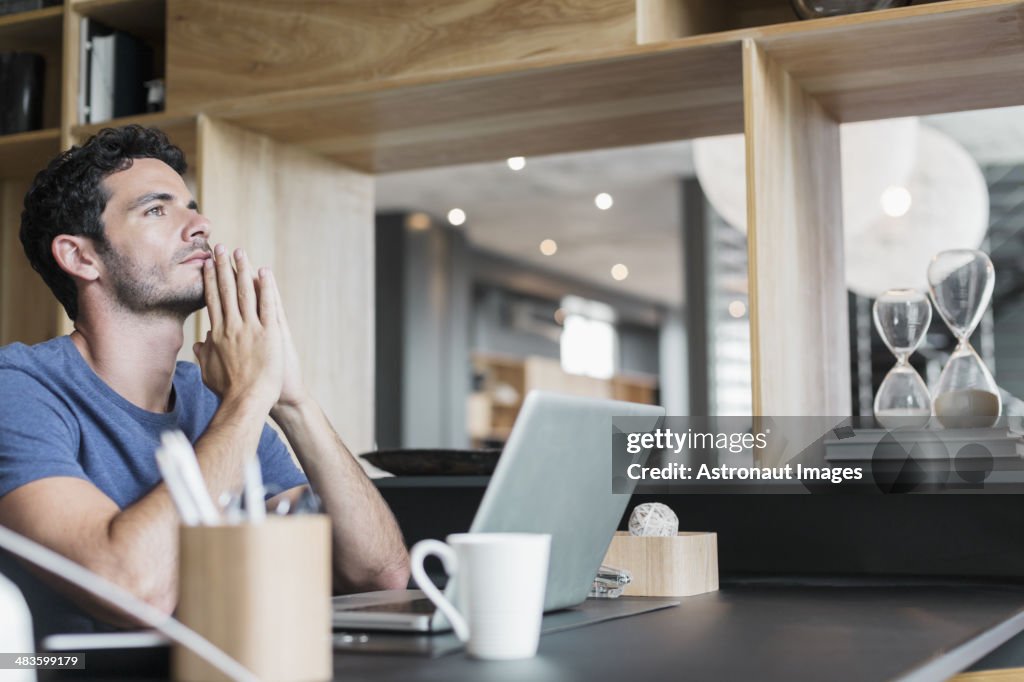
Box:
[0,128,60,180]
[72,111,196,159]
[189,0,1024,174]
[752,0,1024,121]
[0,5,62,41]
[200,39,744,174]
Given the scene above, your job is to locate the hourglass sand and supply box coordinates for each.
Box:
[873,289,933,429]
[927,249,1001,429]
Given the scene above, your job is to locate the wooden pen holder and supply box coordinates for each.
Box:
[602,531,719,597]
[174,515,332,682]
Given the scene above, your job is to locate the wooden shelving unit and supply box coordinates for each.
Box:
[469,353,659,444]
[0,5,64,138]
[179,0,1024,174]
[0,0,1021,422]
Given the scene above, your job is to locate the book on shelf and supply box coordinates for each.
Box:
[79,18,152,125]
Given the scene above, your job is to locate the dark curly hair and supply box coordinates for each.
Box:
[20,125,187,321]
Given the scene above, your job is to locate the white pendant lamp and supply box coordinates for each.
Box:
[693,117,920,237]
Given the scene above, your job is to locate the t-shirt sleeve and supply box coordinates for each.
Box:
[0,368,87,499]
[257,424,308,495]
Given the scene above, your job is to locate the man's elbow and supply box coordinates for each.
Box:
[337,557,411,593]
[374,563,411,591]
[68,561,176,629]
[83,557,177,621]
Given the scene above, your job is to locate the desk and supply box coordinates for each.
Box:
[46,578,1024,681]
[332,579,1024,682]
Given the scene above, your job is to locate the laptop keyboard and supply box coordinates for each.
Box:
[347,598,437,615]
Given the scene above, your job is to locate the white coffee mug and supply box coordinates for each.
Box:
[410,532,551,660]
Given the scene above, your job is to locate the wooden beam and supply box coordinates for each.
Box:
[207,41,745,173]
[743,39,850,417]
[754,0,1024,121]
[167,0,637,112]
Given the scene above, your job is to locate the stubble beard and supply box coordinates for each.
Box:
[97,241,207,320]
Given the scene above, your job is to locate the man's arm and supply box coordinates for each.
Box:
[0,398,276,624]
[0,246,282,623]
[262,266,410,593]
[271,401,410,592]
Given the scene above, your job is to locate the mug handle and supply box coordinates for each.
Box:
[409,539,470,642]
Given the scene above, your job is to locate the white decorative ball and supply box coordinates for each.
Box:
[628,502,679,537]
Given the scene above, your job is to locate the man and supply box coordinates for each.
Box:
[0,125,409,636]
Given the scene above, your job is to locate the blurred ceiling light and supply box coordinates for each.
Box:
[539,239,558,256]
[728,300,747,318]
[595,193,614,210]
[611,263,629,281]
[880,185,912,217]
[507,156,526,171]
[405,212,431,231]
[447,208,467,226]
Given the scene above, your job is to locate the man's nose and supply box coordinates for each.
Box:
[186,212,211,241]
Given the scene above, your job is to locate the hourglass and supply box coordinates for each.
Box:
[928,249,1000,429]
[873,289,932,429]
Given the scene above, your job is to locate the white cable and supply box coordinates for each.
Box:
[0,524,258,682]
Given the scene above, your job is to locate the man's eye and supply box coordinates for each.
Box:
[145,205,165,217]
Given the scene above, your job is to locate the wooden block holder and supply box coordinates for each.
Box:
[602,531,719,597]
[174,515,332,682]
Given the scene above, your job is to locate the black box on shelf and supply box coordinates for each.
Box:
[0,52,44,134]
[0,0,61,16]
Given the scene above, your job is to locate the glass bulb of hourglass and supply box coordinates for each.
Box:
[927,249,1000,429]
[873,289,932,429]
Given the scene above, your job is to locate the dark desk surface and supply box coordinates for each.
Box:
[332,579,1024,682]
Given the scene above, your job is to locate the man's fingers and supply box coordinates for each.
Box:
[257,267,279,328]
[214,244,241,327]
[202,258,222,330]
[233,249,258,322]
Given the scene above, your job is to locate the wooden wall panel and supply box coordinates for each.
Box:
[196,116,375,453]
[742,39,850,418]
[1,180,58,346]
[167,0,636,112]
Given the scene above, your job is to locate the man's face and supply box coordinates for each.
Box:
[95,157,212,318]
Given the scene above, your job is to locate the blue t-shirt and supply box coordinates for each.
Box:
[0,335,308,636]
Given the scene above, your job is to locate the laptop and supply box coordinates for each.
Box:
[332,390,665,632]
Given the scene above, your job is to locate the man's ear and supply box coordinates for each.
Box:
[52,235,102,282]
